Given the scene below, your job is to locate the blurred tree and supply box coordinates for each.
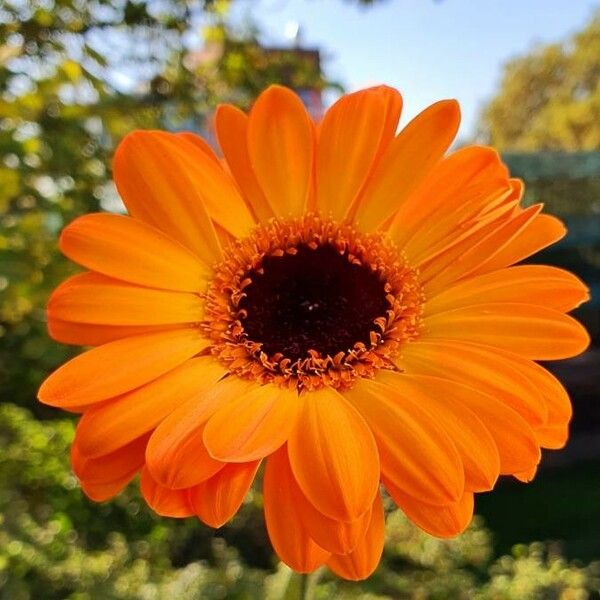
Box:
[479,10,600,151]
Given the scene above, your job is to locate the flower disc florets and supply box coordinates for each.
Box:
[204,214,424,391]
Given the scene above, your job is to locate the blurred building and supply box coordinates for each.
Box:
[257,45,324,120]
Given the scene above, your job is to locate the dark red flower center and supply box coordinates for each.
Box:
[239,243,388,362]
[204,215,423,391]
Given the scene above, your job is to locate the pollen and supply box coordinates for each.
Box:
[203,214,424,391]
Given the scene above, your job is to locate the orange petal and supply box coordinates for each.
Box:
[48,272,204,326]
[469,214,566,275]
[79,477,134,502]
[38,328,209,408]
[514,464,538,483]
[441,204,542,281]
[140,467,195,517]
[145,376,253,489]
[316,86,402,219]
[300,495,372,555]
[535,423,570,449]
[438,342,572,450]
[404,178,513,265]
[203,383,301,462]
[146,422,223,490]
[348,99,460,230]
[394,374,540,475]
[60,213,210,291]
[189,460,260,528]
[507,177,525,202]
[405,163,510,244]
[247,85,313,217]
[74,356,225,458]
[71,434,147,501]
[373,370,499,492]
[71,433,148,486]
[174,132,257,237]
[425,265,589,316]
[344,378,464,505]
[415,209,515,290]
[288,387,380,521]
[215,104,275,222]
[489,350,572,426]
[263,446,330,573]
[421,204,543,294]
[385,481,474,538]
[176,131,220,163]
[472,346,572,449]
[398,340,548,427]
[327,493,385,581]
[388,145,507,248]
[423,302,590,360]
[113,130,223,263]
[47,319,173,347]
[61,402,106,415]
[377,85,404,149]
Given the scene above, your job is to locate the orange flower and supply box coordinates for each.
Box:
[39,85,589,580]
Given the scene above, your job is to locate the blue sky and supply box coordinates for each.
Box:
[227,0,599,140]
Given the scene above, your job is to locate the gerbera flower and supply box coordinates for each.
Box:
[39,85,589,580]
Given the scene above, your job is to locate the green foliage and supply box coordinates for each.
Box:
[480,543,597,600]
[1,404,599,599]
[479,10,600,151]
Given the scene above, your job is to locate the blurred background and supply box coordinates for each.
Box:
[0,0,599,597]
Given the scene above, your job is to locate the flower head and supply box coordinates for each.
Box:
[39,85,589,580]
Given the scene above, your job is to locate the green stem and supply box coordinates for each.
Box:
[298,572,309,600]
